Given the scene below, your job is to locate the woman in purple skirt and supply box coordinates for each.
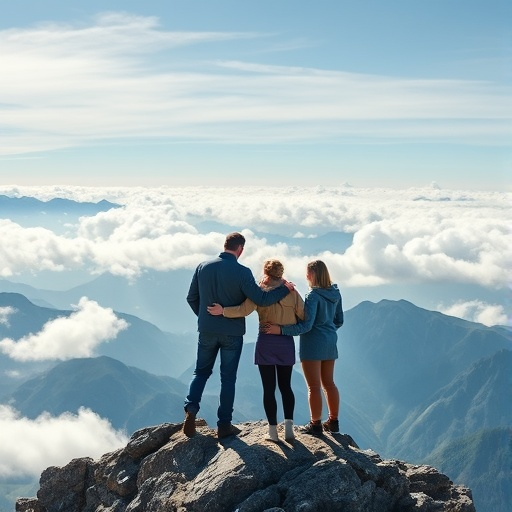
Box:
[207,259,304,442]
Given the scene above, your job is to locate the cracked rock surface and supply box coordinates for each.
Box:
[16,420,475,512]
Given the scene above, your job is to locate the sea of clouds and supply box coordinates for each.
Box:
[0,183,509,479]
[0,184,509,322]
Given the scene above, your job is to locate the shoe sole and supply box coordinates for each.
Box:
[302,429,323,436]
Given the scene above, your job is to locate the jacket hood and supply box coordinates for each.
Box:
[311,284,341,303]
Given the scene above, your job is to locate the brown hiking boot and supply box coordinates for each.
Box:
[183,411,196,438]
[301,421,323,436]
[217,423,241,439]
[322,418,339,433]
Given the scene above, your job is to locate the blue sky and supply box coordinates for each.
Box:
[0,0,510,189]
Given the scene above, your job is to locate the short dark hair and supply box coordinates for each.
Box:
[224,232,246,251]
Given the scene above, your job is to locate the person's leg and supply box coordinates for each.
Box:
[258,364,279,441]
[276,365,294,420]
[320,359,340,432]
[301,360,322,421]
[217,334,243,426]
[276,365,295,441]
[184,332,219,414]
[183,333,219,437]
[258,365,278,424]
[320,360,339,419]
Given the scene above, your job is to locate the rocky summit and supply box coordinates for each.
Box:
[16,420,475,512]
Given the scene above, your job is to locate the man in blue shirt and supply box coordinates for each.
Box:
[184,232,292,439]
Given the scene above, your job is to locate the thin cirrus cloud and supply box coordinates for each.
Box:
[0,297,128,361]
[0,12,510,158]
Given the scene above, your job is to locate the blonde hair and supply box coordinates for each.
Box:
[263,259,284,279]
[307,260,332,288]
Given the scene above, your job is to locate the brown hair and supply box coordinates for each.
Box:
[307,260,332,289]
[224,232,246,251]
[263,259,284,279]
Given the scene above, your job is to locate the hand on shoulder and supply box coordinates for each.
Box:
[282,279,295,292]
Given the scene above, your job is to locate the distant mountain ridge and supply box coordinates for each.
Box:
[0,195,119,215]
[337,299,510,424]
[425,427,512,512]
[8,356,190,433]
[0,292,197,397]
[1,270,201,333]
[0,195,121,256]
[388,349,512,460]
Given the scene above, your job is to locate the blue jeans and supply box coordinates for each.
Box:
[184,332,243,426]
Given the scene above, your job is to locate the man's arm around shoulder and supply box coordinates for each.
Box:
[239,266,289,307]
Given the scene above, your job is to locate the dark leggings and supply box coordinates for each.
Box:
[258,364,295,425]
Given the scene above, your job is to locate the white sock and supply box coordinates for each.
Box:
[267,424,279,442]
[284,419,294,440]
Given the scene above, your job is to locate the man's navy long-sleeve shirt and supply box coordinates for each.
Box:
[187,252,289,336]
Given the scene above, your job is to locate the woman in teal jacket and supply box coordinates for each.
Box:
[265,260,343,435]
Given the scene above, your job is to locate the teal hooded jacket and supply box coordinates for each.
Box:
[281,284,343,361]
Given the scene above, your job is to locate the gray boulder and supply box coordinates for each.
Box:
[16,420,475,512]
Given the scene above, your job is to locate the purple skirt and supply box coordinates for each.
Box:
[254,333,296,366]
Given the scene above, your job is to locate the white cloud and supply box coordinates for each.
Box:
[0,220,91,277]
[0,306,16,326]
[0,297,128,361]
[5,370,22,379]
[0,13,510,157]
[0,405,128,478]
[333,214,509,288]
[438,300,509,327]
